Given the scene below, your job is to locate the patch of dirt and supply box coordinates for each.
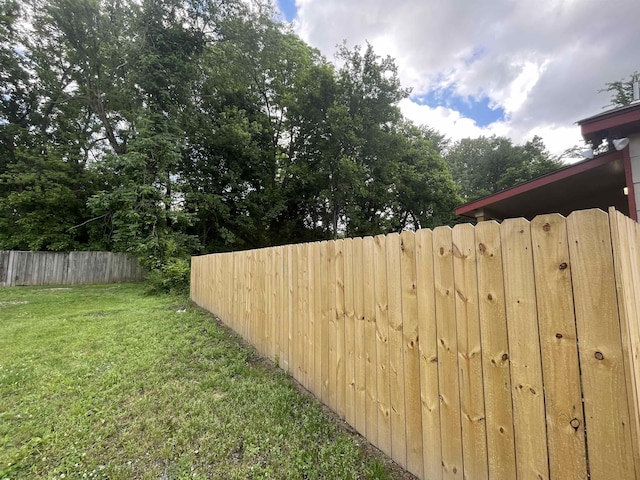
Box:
[167,304,190,311]
[0,301,29,307]
[229,437,244,462]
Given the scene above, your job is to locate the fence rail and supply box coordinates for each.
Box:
[191,208,640,480]
[0,251,145,287]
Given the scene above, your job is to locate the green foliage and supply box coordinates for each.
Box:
[600,71,640,107]
[2,0,464,267]
[444,135,563,202]
[0,146,98,251]
[145,257,191,294]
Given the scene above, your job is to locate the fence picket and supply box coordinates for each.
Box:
[363,236,378,446]
[400,230,423,478]
[433,226,463,480]
[266,248,274,358]
[309,242,323,398]
[281,247,290,371]
[300,244,309,385]
[234,255,242,331]
[313,242,323,397]
[294,245,303,383]
[531,214,588,480]
[452,224,488,480]
[335,239,346,419]
[386,233,407,468]
[415,228,442,480]
[475,222,516,480]
[352,237,367,435]
[321,241,330,404]
[272,247,279,362]
[374,234,392,456]
[500,218,549,480]
[244,251,251,341]
[610,208,640,475]
[343,238,356,427]
[290,248,297,377]
[567,209,635,480]
[306,243,315,395]
[328,240,338,412]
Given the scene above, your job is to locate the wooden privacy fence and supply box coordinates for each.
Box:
[191,208,640,480]
[0,251,145,287]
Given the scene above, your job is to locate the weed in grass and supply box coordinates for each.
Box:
[0,283,408,480]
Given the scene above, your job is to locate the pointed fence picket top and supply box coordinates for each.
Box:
[190,208,640,480]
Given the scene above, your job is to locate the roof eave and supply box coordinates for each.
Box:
[455,150,622,218]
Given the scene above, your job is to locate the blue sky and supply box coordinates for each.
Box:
[412,89,506,128]
[277,0,297,22]
[278,0,639,157]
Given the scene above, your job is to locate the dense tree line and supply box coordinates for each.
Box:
[0,0,563,280]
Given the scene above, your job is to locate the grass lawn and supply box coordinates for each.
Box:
[0,283,407,480]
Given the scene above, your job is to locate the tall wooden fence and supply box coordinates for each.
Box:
[191,208,640,480]
[0,251,145,287]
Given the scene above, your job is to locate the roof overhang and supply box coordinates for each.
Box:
[455,150,628,220]
[578,102,640,146]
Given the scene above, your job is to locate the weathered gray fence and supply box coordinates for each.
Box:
[0,251,145,287]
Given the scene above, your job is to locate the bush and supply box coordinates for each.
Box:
[145,257,191,295]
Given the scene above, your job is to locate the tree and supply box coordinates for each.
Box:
[444,135,562,201]
[331,43,408,237]
[0,0,102,250]
[388,122,460,230]
[601,71,640,107]
[180,5,329,250]
[0,0,465,275]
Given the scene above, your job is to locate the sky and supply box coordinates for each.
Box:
[277,0,640,159]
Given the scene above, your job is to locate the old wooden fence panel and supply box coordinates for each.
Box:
[1,251,144,287]
[190,208,640,480]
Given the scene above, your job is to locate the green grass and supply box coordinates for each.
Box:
[0,283,399,480]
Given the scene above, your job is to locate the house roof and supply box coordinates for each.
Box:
[578,102,640,146]
[455,149,628,220]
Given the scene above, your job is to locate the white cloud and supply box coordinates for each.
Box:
[398,98,508,141]
[292,0,640,156]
